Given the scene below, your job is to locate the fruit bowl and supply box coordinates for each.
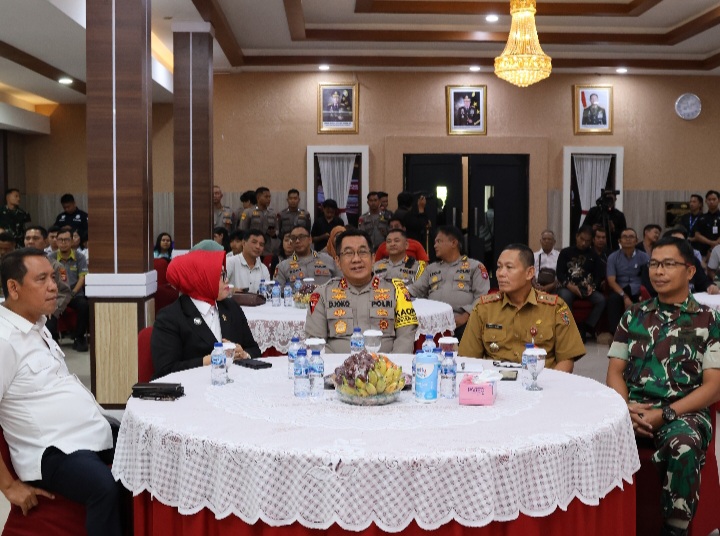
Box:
[336,390,400,406]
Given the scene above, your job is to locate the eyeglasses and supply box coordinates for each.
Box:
[289,234,310,242]
[338,249,372,259]
[620,234,636,240]
[57,237,72,243]
[221,268,228,281]
[648,259,690,270]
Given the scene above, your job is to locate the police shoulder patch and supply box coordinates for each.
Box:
[537,293,558,306]
[480,293,502,304]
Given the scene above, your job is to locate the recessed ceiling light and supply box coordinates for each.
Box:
[58,77,73,85]
[486,14,499,23]
[469,66,481,72]
[319,64,330,71]
[616,67,628,74]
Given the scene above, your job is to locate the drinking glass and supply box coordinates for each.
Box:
[363,330,383,354]
[526,354,542,391]
[305,337,326,356]
[438,336,459,357]
[223,342,236,383]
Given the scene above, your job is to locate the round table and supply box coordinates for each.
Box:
[694,292,720,310]
[242,298,456,353]
[113,355,639,535]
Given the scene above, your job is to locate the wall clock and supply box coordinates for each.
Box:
[675,93,702,120]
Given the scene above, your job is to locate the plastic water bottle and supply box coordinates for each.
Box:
[265,280,275,300]
[439,351,457,399]
[422,333,436,353]
[415,348,439,403]
[308,350,324,398]
[283,283,293,306]
[293,349,310,397]
[293,278,302,296]
[412,350,421,392]
[350,327,364,354]
[520,343,535,389]
[258,279,267,297]
[271,282,281,306]
[210,342,227,386]
[288,336,301,379]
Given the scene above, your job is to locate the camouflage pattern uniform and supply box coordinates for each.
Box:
[305,275,418,354]
[0,205,31,247]
[608,295,720,524]
[372,255,425,284]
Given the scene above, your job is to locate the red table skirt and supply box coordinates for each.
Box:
[134,481,635,536]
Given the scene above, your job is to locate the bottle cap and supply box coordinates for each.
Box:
[214,342,223,348]
[297,348,307,356]
[291,336,299,342]
[353,327,362,333]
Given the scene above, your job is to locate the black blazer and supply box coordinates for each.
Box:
[151,295,261,379]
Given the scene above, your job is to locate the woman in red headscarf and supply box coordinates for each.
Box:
[151,250,260,379]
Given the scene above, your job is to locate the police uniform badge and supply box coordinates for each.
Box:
[193,317,202,326]
[334,309,346,317]
[489,342,499,352]
[457,282,465,289]
[331,289,347,300]
[561,311,570,326]
[480,265,489,280]
[240,212,247,220]
[309,292,320,314]
[340,278,348,289]
[379,319,389,330]
[374,288,390,301]
[376,309,388,317]
[335,320,347,335]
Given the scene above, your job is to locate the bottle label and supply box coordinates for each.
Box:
[415,363,438,400]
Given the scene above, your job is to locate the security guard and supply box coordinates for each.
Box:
[358,192,389,251]
[372,228,425,283]
[278,189,311,238]
[305,228,418,354]
[212,186,236,231]
[408,225,490,338]
[459,244,584,372]
[274,225,338,286]
[238,187,277,255]
[607,237,720,534]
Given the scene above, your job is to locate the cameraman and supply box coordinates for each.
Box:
[583,190,626,252]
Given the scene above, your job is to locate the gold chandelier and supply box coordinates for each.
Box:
[494,0,552,87]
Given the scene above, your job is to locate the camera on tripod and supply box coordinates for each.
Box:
[596,189,620,210]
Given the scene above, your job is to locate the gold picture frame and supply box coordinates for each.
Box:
[573,85,613,135]
[446,85,487,135]
[318,83,359,134]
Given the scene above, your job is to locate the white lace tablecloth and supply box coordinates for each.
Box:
[113,355,639,532]
[694,292,720,310]
[242,299,455,353]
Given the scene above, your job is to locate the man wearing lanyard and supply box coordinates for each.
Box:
[682,194,704,254]
[693,190,720,258]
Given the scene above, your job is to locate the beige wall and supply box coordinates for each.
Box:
[21,71,720,237]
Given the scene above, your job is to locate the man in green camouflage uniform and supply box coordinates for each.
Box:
[607,236,720,536]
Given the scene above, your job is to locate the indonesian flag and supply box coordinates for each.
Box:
[581,91,587,108]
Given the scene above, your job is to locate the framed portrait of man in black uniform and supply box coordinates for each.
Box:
[318,82,359,134]
[446,85,487,135]
[573,85,613,135]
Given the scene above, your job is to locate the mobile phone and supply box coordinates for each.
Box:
[500,370,518,381]
[235,359,272,369]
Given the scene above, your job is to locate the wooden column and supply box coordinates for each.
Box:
[86,0,155,407]
[173,23,214,249]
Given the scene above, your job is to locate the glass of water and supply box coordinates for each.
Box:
[363,330,383,354]
[526,354,542,391]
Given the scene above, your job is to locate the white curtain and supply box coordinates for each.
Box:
[318,154,356,224]
[573,154,612,215]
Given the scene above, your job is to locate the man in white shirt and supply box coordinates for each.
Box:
[533,229,560,293]
[0,248,120,535]
[226,229,270,293]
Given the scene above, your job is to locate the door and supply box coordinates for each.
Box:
[468,155,529,269]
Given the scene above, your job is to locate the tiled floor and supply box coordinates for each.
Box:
[0,340,717,534]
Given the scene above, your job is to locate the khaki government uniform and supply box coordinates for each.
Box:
[305,276,418,354]
[408,255,490,314]
[213,205,235,230]
[274,251,338,287]
[372,255,425,283]
[458,288,585,369]
[238,206,277,254]
[358,211,389,251]
[278,208,311,237]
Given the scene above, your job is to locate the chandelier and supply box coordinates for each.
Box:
[494,0,552,87]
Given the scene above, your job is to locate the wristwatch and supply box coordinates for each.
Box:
[662,406,677,423]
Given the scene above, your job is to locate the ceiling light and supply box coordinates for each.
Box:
[319,65,330,71]
[469,66,481,72]
[616,67,628,74]
[486,14,499,23]
[58,77,73,85]
[494,0,552,88]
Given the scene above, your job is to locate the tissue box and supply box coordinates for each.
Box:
[459,375,497,406]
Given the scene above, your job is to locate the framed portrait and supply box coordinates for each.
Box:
[318,83,359,134]
[446,85,487,135]
[573,85,613,134]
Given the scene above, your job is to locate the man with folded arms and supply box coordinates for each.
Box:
[0,248,121,535]
[274,225,338,287]
[372,228,425,283]
[607,236,720,536]
[226,229,270,294]
[459,244,584,372]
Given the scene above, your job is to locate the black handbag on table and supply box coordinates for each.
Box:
[131,383,184,400]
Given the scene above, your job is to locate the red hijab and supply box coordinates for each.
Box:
[167,250,225,305]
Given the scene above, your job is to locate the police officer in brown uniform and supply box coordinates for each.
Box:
[459,244,584,372]
[358,192,390,252]
[408,226,490,338]
[238,187,277,255]
[372,229,425,283]
[305,228,418,354]
[278,188,311,238]
[274,225,338,287]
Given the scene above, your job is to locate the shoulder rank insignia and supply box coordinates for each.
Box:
[371,276,381,289]
[537,293,558,306]
[480,293,502,304]
[340,278,348,289]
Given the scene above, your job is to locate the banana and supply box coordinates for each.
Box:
[397,376,405,389]
[376,377,386,394]
[368,370,378,385]
[385,381,398,394]
[355,377,366,389]
[393,367,402,383]
[365,382,377,395]
[376,360,387,376]
[356,387,368,397]
[384,368,395,384]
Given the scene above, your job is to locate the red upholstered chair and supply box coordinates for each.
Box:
[635,402,720,536]
[0,428,86,536]
[153,259,178,313]
[138,326,154,383]
[56,305,77,339]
